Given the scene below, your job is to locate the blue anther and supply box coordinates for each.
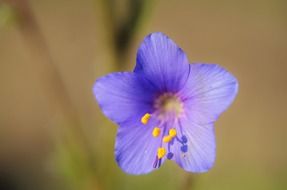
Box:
[180,145,188,153]
[167,152,174,160]
[181,135,188,143]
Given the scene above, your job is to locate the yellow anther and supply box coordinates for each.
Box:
[141,113,151,124]
[169,128,177,137]
[157,147,166,159]
[152,127,161,137]
[163,135,172,143]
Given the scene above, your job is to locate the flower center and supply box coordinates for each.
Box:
[154,93,183,118]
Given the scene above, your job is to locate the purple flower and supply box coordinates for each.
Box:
[93,32,238,175]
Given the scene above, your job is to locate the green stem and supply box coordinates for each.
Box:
[97,0,153,68]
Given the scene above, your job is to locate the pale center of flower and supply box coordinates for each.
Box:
[154,93,183,118]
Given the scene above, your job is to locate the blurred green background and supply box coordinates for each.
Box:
[0,0,287,189]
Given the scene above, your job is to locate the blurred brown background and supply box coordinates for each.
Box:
[0,0,287,189]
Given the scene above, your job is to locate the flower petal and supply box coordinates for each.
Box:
[134,32,190,92]
[180,63,238,124]
[93,72,155,125]
[115,119,163,175]
[172,120,216,172]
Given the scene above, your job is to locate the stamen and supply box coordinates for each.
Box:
[181,135,188,143]
[157,147,166,159]
[152,127,161,137]
[153,157,158,168]
[167,152,174,160]
[180,145,188,153]
[141,113,151,124]
[169,128,177,137]
[175,136,183,144]
[158,158,162,167]
[163,135,172,143]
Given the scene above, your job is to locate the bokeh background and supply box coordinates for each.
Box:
[0,0,287,189]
